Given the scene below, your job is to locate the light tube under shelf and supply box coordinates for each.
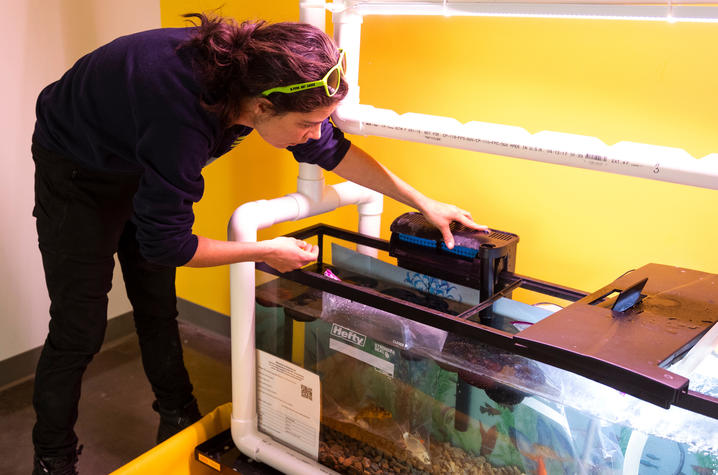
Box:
[327,1,718,23]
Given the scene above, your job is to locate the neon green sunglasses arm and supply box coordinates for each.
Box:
[261,80,325,96]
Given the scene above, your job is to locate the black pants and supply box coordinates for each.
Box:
[31,144,195,458]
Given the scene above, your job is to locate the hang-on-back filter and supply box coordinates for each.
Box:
[388,212,519,297]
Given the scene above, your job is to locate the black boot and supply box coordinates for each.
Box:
[152,397,202,444]
[32,446,82,475]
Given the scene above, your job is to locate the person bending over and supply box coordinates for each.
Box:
[30,13,485,474]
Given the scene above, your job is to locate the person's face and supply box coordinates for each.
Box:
[253,103,337,149]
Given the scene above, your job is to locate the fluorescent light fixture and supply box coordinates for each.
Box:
[326,0,718,23]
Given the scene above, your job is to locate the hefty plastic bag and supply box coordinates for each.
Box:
[320,244,551,357]
[319,244,483,353]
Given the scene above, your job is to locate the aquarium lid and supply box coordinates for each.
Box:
[515,263,718,410]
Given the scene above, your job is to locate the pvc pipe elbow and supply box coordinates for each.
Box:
[332,5,364,26]
[231,417,338,475]
[228,196,303,241]
[331,104,358,135]
[231,418,261,459]
[332,103,370,135]
[357,190,384,216]
[292,188,341,218]
[227,183,379,243]
[228,200,262,242]
[331,181,383,211]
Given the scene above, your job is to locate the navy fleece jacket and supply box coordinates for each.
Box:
[33,27,351,267]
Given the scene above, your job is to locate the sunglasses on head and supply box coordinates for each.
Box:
[261,49,346,98]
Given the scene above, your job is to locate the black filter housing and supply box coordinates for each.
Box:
[388,212,519,302]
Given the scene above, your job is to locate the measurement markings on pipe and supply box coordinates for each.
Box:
[365,122,656,173]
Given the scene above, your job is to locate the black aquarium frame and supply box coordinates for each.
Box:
[254,223,718,420]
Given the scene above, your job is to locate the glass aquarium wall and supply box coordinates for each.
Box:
[253,244,718,475]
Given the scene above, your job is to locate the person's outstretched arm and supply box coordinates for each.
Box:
[184,236,318,272]
[332,144,488,248]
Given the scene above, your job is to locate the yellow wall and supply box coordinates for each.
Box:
[161,1,718,315]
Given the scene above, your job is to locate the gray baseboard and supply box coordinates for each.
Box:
[0,345,42,392]
[0,299,229,391]
[177,299,230,338]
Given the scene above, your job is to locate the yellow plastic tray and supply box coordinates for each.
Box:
[110,403,232,475]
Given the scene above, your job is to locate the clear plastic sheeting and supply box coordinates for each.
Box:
[669,319,718,397]
[535,364,718,455]
[321,292,449,354]
[689,349,718,399]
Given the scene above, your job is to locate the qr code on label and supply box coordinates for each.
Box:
[301,384,312,401]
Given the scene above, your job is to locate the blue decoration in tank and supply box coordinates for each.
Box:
[404,272,461,303]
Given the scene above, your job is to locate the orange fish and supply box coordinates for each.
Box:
[523,455,547,475]
[353,404,392,423]
[522,443,572,463]
[479,403,502,416]
[536,457,547,475]
[478,422,499,457]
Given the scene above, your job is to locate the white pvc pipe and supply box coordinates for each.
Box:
[333,103,718,190]
[331,6,380,255]
[229,186,381,474]
[300,0,327,26]
[333,8,363,104]
[230,217,339,475]
[334,181,383,255]
[329,1,718,190]
[622,431,649,475]
[297,163,325,202]
[299,0,331,204]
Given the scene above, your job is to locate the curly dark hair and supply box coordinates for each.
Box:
[181,13,348,126]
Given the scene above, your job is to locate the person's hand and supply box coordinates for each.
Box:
[261,237,319,273]
[419,199,489,249]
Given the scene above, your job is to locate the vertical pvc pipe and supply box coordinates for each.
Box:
[333,7,382,255]
[333,8,363,104]
[229,260,258,440]
[297,163,326,203]
[623,431,649,475]
[229,203,261,458]
[357,197,382,257]
[229,187,385,472]
[299,1,328,203]
[332,182,383,256]
[300,0,326,27]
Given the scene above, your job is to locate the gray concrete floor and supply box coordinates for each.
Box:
[0,321,231,475]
